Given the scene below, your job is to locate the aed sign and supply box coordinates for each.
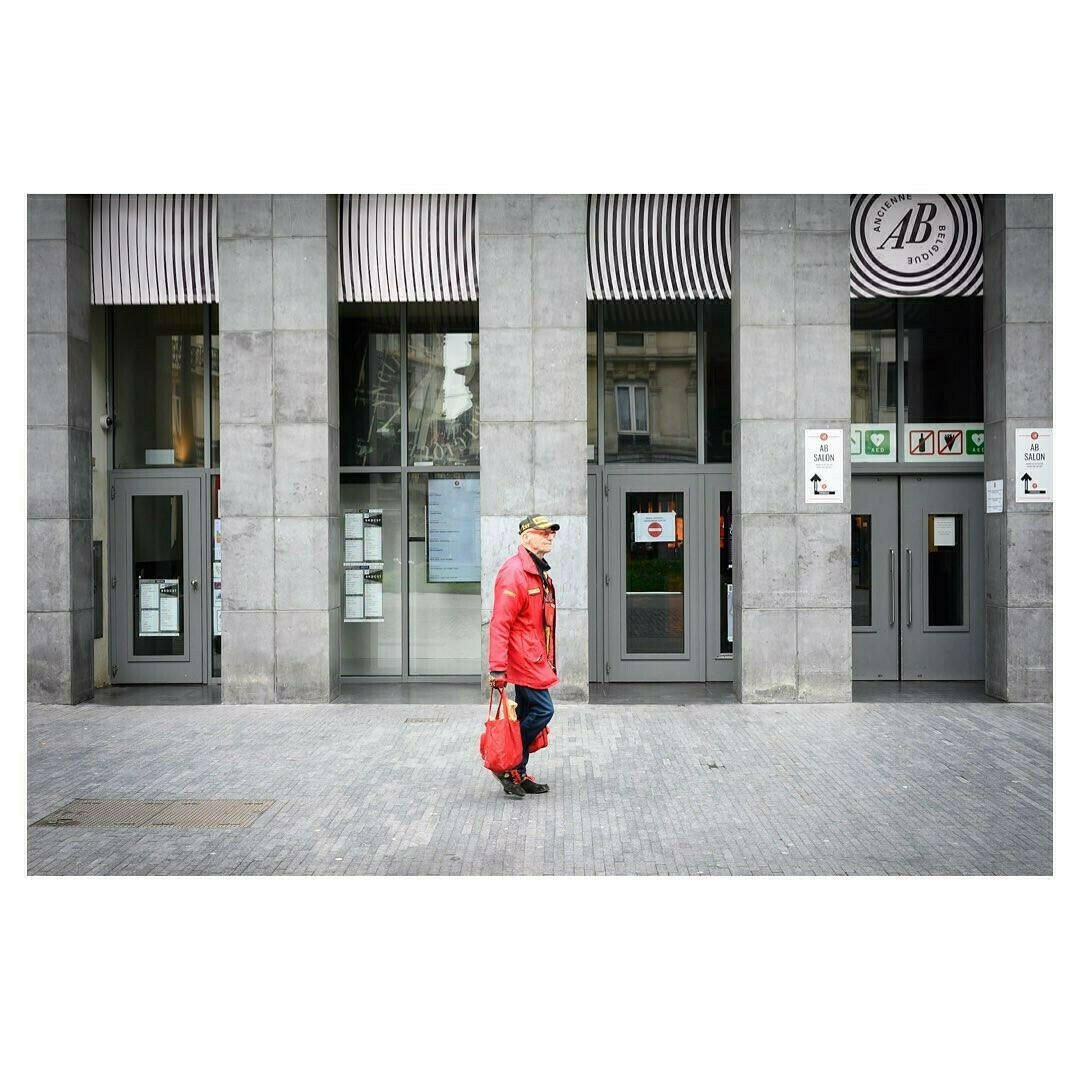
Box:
[1015,428,1052,503]
[634,511,676,543]
[805,429,844,504]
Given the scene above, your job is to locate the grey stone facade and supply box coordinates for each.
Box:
[983,195,1053,701]
[477,195,589,702]
[25,192,1053,706]
[732,195,852,703]
[27,195,94,704]
[218,196,340,703]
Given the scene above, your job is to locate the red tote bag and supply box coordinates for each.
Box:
[480,689,522,773]
[527,726,549,753]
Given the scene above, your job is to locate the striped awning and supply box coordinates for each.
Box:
[339,194,477,303]
[91,195,218,304]
[587,194,732,301]
[850,195,983,298]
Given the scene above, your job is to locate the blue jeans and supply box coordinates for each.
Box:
[513,685,553,777]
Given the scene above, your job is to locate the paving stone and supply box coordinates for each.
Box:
[26,699,1052,875]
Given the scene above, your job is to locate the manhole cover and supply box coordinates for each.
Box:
[31,799,273,828]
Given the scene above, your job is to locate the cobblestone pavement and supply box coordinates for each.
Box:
[27,698,1052,875]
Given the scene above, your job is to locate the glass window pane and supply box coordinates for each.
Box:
[406,303,479,466]
[705,301,732,463]
[210,307,220,467]
[851,300,898,425]
[132,494,185,657]
[587,302,597,461]
[904,298,983,423]
[604,301,696,462]
[616,385,631,431]
[211,475,221,677]
[407,473,481,676]
[113,306,207,468]
[340,474,402,675]
[634,385,648,431]
[625,491,685,653]
[927,514,964,626]
[340,303,401,466]
[851,514,872,627]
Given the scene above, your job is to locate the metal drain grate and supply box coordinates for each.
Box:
[31,799,273,828]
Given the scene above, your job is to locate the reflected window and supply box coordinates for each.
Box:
[406,303,479,466]
[112,305,213,468]
[604,301,697,463]
[407,473,481,675]
[851,300,898,426]
[340,303,401,467]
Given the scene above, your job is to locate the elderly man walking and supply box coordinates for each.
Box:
[487,514,560,798]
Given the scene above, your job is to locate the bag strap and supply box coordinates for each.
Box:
[488,686,506,719]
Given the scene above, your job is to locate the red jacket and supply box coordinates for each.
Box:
[489,546,558,690]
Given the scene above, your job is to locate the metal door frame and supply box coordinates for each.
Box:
[851,475,900,680]
[109,470,207,684]
[899,474,984,680]
[604,472,705,682]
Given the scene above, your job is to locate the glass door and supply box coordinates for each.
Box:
[604,474,704,681]
[110,474,206,683]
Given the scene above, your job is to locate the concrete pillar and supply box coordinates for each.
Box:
[478,195,588,702]
[219,195,340,703]
[732,195,851,703]
[27,195,94,704]
[983,195,1053,702]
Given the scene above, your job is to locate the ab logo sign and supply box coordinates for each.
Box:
[850,194,983,298]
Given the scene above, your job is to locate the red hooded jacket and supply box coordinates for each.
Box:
[488,545,558,690]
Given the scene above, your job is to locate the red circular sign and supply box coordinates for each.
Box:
[647,521,663,537]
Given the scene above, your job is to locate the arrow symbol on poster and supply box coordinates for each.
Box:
[1021,472,1036,493]
[810,473,825,494]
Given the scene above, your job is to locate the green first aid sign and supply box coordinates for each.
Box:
[863,429,891,455]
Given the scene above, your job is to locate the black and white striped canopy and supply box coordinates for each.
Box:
[338,194,478,303]
[587,194,732,301]
[91,194,218,304]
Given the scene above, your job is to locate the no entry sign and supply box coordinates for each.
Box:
[804,429,844,504]
[634,511,676,542]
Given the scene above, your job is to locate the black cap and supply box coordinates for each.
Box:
[518,514,561,535]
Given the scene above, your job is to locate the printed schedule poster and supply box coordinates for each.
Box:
[139,578,180,637]
[343,564,384,623]
[428,477,480,582]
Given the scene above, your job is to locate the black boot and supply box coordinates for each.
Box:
[496,770,526,798]
[519,774,549,794]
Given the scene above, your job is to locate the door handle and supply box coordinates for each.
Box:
[888,549,895,627]
[905,549,912,628]
[191,579,199,591]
